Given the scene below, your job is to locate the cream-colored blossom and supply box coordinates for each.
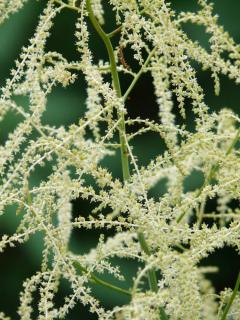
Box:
[0,0,240,319]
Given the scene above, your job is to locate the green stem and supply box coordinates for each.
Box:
[123,47,157,102]
[91,273,131,296]
[73,262,131,296]
[220,271,240,320]
[226,127,240,155]
[53,0,79,12]
[137,234,168,319]
[85,0,130,181]
[107,26,122,38]
[86,2,168,319]
[137,233,158,292]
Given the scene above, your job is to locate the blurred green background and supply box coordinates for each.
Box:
[0,1,240,318]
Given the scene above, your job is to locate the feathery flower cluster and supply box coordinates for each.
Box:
[0,0,240,319]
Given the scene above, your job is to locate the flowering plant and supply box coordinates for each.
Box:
[0,1,240,319]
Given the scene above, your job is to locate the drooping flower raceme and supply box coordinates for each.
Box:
[0,0,240,319]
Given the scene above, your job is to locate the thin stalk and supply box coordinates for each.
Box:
[107,26,122,38]
[85,0,130,181]
[137,233,158,292]
[220,271,240,320]
[123,47,157,102]
[91,274,131,296]
[226,127,240,155]
[73,262,131,296]
[86,1,168,318]
[53,0,79,12]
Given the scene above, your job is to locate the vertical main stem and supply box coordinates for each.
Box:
[221,271,240,320]
[85,4,168,318]
[85,0,129,180]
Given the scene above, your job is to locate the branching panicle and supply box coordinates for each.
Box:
[0,0,240,319]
